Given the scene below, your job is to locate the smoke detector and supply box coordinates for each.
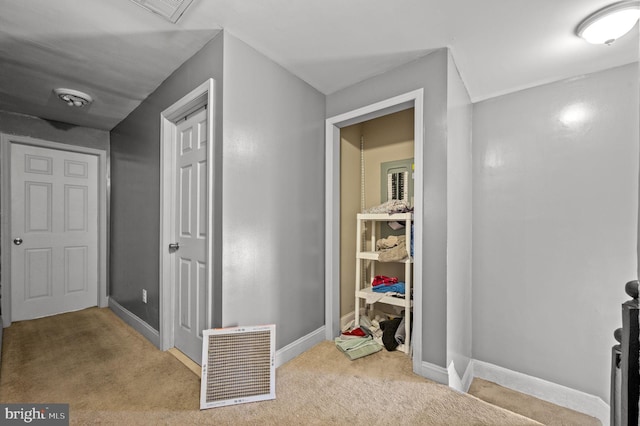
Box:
[53,88,93,108]
[129,0,195,23]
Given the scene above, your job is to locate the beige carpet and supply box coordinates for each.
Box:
[468,378,601,426]
[1,307,544,425]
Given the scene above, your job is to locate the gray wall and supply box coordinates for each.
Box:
[327,49,450,367]
[109,32,224,331]
[220,34,326,349]
[0,110,109,151]
[110,30,325,350]
[472,63,639,402]
[446,51,473,379]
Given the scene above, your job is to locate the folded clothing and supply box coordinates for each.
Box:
[377,236,408,262]
[341,327,366,337]
[372,275,399,286]
[371,282,405,295]
[363,199,412,214]
[376,235,406,250]
[334,336,383,360]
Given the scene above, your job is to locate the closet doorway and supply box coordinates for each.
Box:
[325,89,424,372]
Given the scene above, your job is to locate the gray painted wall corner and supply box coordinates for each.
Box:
[109,32,225,331]
[220,33,326,350]
[445,50,473,379]
[471,63,639,402]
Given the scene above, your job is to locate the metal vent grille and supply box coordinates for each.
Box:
[129,0,195,23]
[200,325,276,409]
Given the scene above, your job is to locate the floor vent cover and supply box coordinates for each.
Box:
[200,325,276,409]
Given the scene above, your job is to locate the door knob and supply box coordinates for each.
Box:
[168,242,179,251]
[13,237,23,245]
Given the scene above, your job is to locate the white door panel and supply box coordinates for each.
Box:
[11,144,98,321]
[173,107,208,363]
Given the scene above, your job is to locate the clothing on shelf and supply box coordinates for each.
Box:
[363,199,412,215]
[372,275,399,286]
[376,235,408,262]
[387,220,405,230]
[362,292,387,304]
[354,212,413,354]
[371,282,405,295]
[376,235,405,250]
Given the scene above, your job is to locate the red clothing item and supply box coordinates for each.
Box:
[372,275,399,286]
[341,327,366,337]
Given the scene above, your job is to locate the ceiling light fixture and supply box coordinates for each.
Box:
[53,88,93,108]
[577,0,640,45]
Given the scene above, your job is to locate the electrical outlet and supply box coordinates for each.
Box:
[142,289,147,304]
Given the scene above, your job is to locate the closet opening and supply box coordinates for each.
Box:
[325,88,424,372]
[339,109,415,357]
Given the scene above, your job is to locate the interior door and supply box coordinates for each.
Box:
[10,143,98,322]
[172,107,208,364]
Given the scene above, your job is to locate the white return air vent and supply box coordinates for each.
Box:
[200,325,276,409]
[129,0,195,23]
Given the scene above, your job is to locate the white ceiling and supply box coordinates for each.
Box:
[1,0,637,130]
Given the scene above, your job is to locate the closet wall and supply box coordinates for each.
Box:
[339,108,414,319]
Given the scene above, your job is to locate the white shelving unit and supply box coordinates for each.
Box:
[354,212,412,354]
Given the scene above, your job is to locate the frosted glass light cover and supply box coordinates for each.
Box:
[578,2,640,44]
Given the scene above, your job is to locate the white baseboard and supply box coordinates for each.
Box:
[447,361,464,392]
[108,298,160,348]
[467,359,609,426]
[275,326,326,368]
[461,358,475,392]
[419,361,449,384]
[108,298,323,368]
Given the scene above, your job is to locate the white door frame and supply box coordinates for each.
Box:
[159,78,215,351]
[325,89,424,373]
[0,134,109,327]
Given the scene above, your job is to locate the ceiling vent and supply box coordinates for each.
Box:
[200,325,276,409]
[129,0,195,23]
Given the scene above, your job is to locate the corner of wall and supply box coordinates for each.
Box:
[274,326,325,368]
[109,297,160,348]
[419,360,449,385]
[467,359,610,425]
[447,361,464,392]
[446,48,472,104]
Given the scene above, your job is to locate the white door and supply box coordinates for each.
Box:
[172,107,208,363]
[11,143,98,321]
